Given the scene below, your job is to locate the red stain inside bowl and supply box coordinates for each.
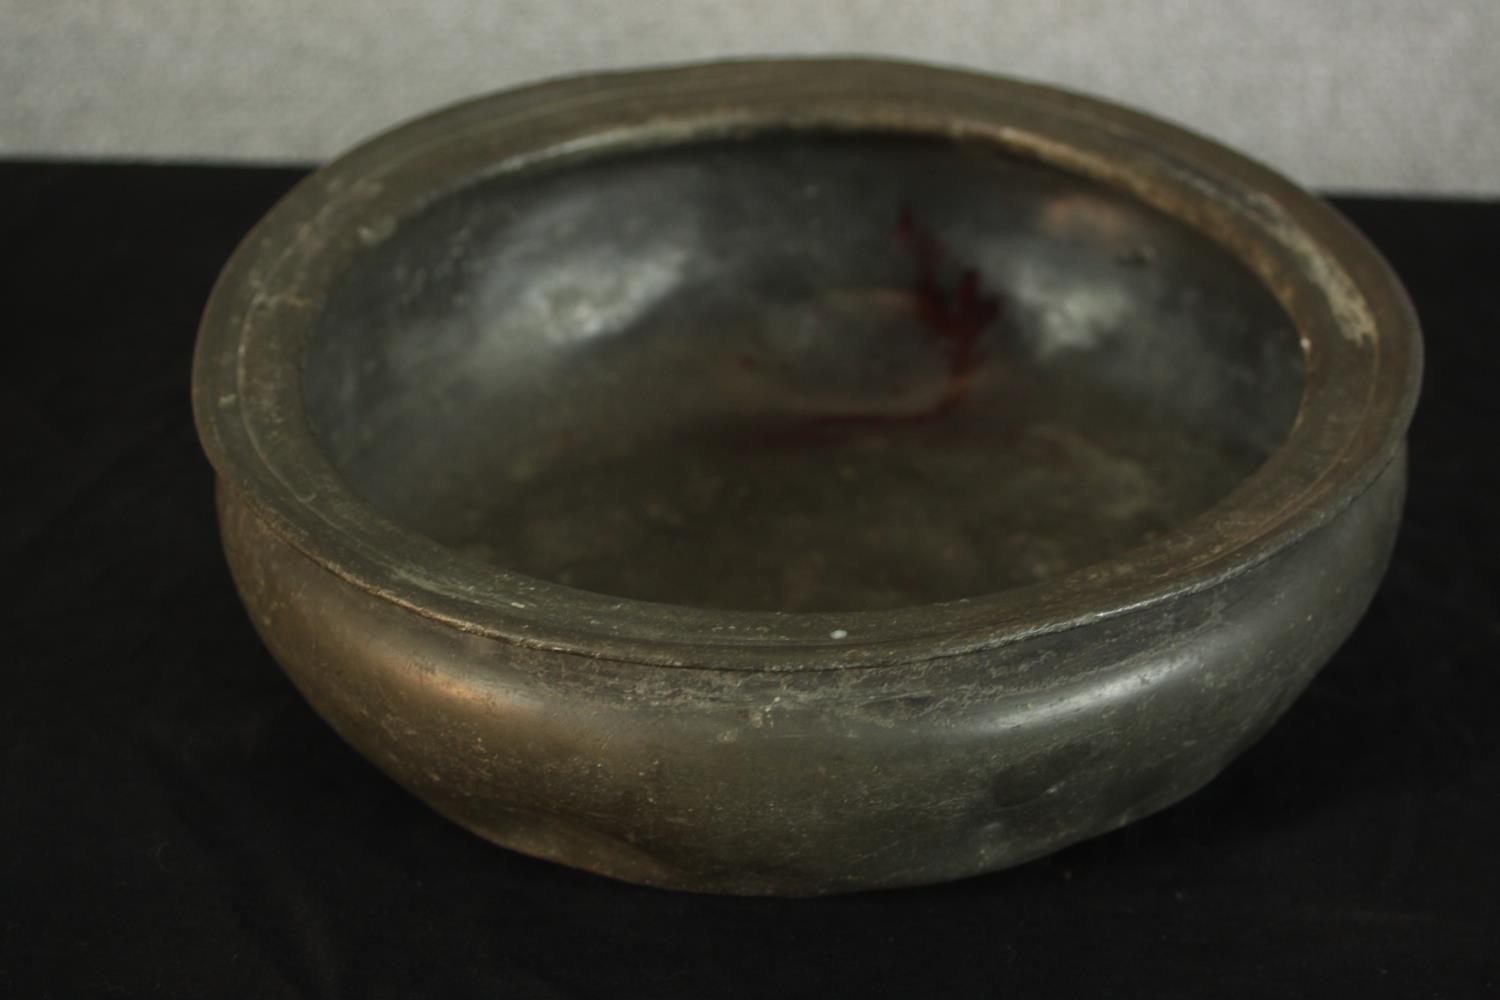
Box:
[739,206,1004,449]
[895,204,1002,416]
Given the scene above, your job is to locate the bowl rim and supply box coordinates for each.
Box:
[192,57,1421,672]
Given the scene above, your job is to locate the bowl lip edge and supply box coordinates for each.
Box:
[191,57,1422,671]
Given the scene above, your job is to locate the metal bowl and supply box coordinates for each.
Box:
[193,60,1421,895]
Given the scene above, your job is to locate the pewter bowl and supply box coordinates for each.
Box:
[193,60,1420,895]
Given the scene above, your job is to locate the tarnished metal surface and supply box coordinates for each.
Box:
[193,60,1421,894]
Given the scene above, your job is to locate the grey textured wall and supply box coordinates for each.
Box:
[4,0,1497,194]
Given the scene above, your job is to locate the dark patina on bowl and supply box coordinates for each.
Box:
[193,60,1421,895]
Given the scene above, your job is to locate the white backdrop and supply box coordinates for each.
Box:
[4,0,1497,194]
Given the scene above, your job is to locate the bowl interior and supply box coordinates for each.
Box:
[304,133,1305,613]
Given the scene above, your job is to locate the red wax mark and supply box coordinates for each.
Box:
[895,205,1002,415]
[741,206,1005,450]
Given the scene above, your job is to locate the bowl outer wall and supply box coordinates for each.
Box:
[217,448,1405,895]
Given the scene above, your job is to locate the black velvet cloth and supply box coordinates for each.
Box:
[3,163,1496,997]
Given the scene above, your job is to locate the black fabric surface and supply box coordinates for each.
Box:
[2,162,1497,998]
